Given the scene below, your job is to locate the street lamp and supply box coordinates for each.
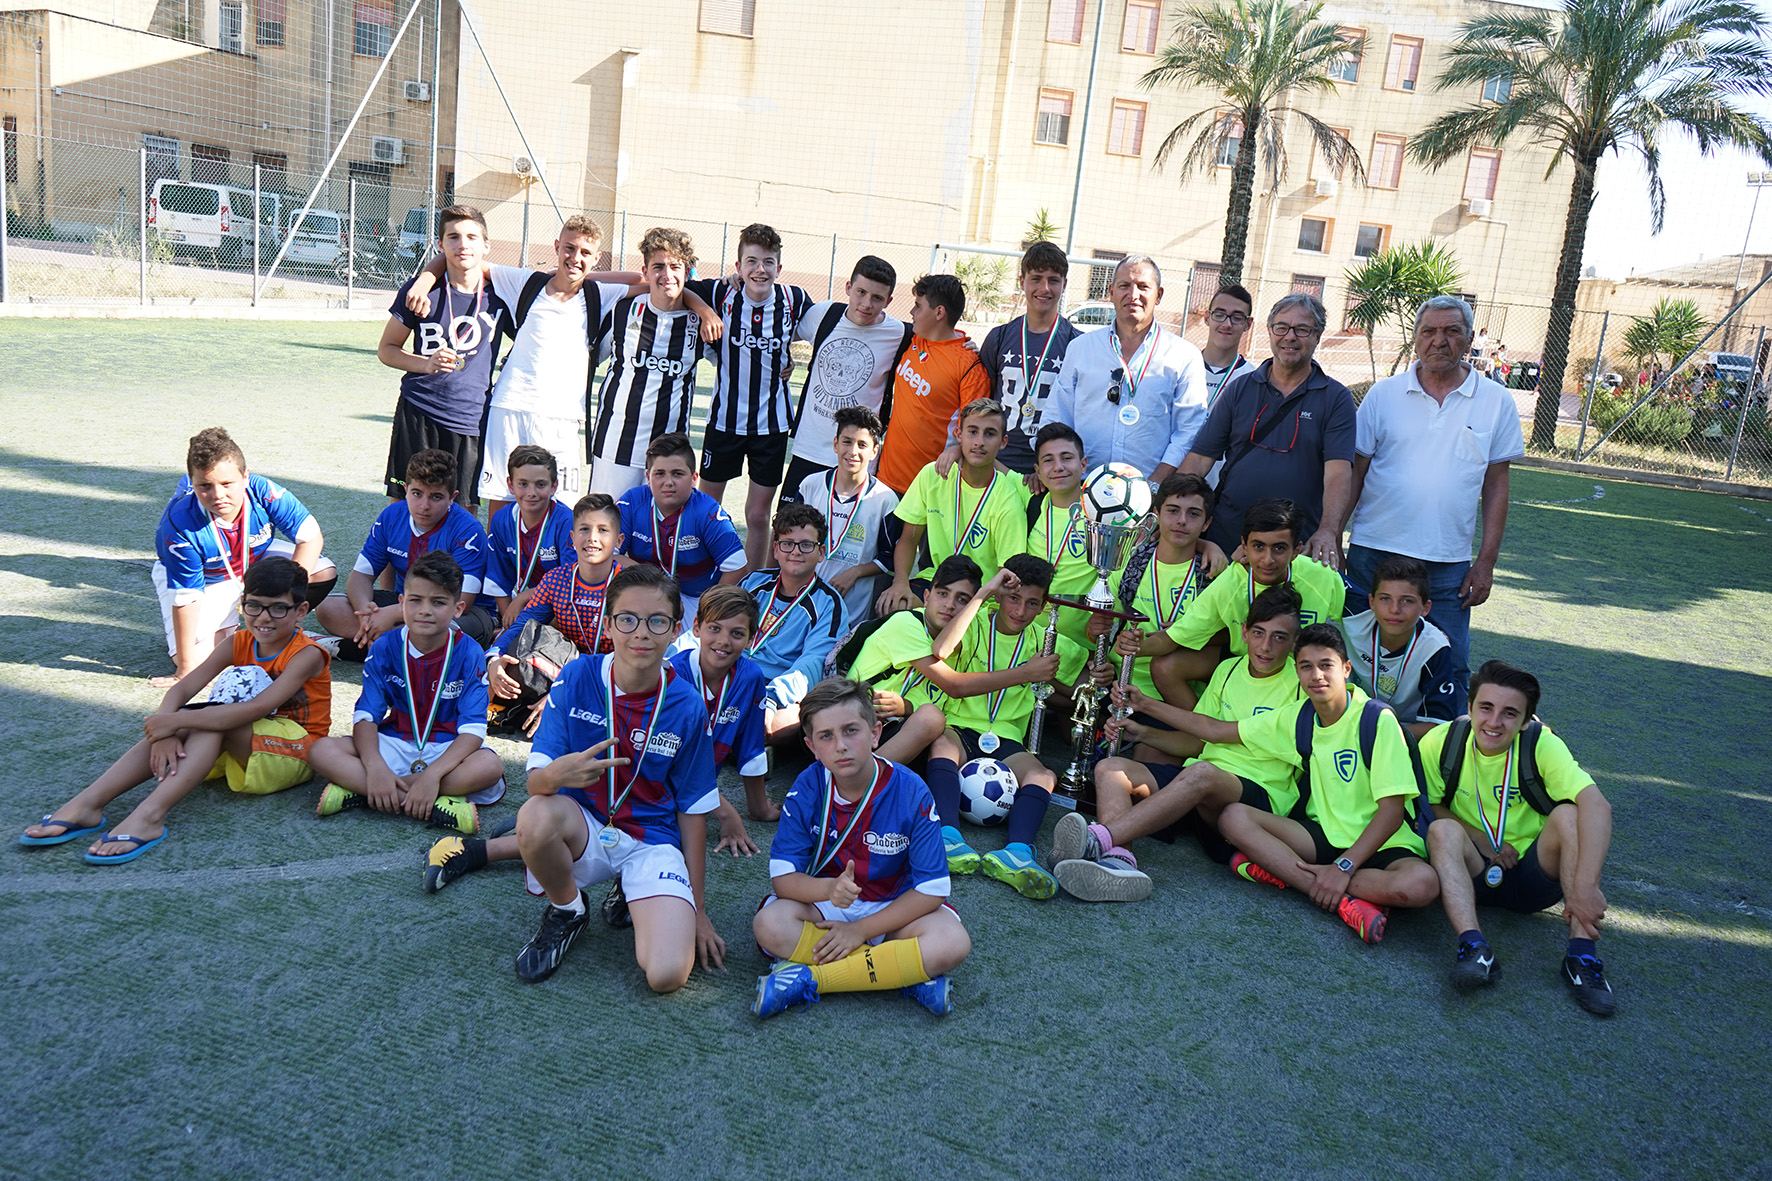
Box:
[1731,171,1772,297]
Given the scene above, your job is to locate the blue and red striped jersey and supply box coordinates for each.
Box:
[617,487,744,597]
[353,626,491,744]
[157,473,317,593]
[670,647,767,776]
[484,500,577,599]
[770,757,950,904]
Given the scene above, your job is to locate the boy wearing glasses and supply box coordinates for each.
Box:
[740,504,849,743]
[1200,285,1260,414]
[1180,292,1356,564]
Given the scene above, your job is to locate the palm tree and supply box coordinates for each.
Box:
[1139,0,1365,288]
[1343,242,1468,379]
[1622,296,1707,375]
[1408,0,1772,450]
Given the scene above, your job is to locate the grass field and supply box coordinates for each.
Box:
[2,319,1770,1179]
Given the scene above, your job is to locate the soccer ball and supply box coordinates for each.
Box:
[208,664,274,704]
[1082,463,1152,525]
[958,758,1018,826]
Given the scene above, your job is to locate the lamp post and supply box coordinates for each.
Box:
[1732,172,1772,299]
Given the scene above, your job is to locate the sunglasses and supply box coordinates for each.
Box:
[1107,367,1125,405]
[611,612,677,636]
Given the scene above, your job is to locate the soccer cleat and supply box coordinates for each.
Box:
[601,881,633,929]
[426,795,480,835]
[1049,811,1106,865]
[488,816,518,840]
[514,894,592,983]
[1450,939,1500,992]
[315,783,364,816]
[1562,954,1617,1017]
[423,835,487,894]
[1337,895,1389,944]
[1053,854,1153,903]
[943,826,982,875]
[1230,853,1288,890]
[900,975,954,1016]
[311,634,343,658]
[752,964,821,1019]
[981,844,1058,900]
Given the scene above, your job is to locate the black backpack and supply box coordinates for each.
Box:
[827,609,921,682]
[502,620,581,706]
[796,303,916,432]
[1293,698,1434,841]
[1435,717,1554,815]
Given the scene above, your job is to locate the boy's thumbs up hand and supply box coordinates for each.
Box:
[829,858,862,910]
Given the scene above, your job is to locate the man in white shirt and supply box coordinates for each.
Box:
[1333,295,1525,699]
[1043,255,1208,488]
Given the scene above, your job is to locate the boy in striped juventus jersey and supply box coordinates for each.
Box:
[689,223,814,571]
[589,227,711,498]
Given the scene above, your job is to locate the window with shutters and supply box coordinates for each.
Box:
[1215,118,1244,168]
[218,2,243,52]
[1049,0,1084,44]
[1464,148,1501,201]
[1036,89,1074,146]
[1370,133,1405,189]
[699,0,755,37]
[192,143,231,185]
[1189,262,1222,313]
[1123,2,1160,54]
[1107,100,1147,156]
[1290,274,1326,300]
[353,0,393,56]
[1089,249,1127,300]
[251,150,287,179]
[1384,35,1422,92]
[144,134,179,184]
[1354,224,1388,258]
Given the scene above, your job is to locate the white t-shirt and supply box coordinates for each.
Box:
[1347,363,1526,562]
[790,302,908,463]
[486,264,629,420]
[796,469,900,626]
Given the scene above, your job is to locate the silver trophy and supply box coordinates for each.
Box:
[1025,603,1061,755]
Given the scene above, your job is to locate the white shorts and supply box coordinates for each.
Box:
[480,407,584,503]
[525,800,695,907]
[152,537,327,657]
[587,456,646,498]
[376,733,505,804]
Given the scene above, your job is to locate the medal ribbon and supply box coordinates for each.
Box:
[1471,738,1515,855]
[1109,325,1158,401]
[952,470,998,556]
[402,626,457,749]
[1151,553,1200,630]
[809,755,884,877]
[599,658,669,826]
[516,513,546,591]
[441,275,485,351]
[653,505,684,578]
[751,576,818,649]
[210,511,250,584]
[567,564,616,654]
[984,615,1029,724]
[697,661,733,737]
[1044,499,1082,566]
[1369,621,1424,704]
[1205,355,1246,409]
[825,474,867,558]
[1020,320,1060,403]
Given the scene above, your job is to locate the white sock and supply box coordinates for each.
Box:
[551,892,586,916]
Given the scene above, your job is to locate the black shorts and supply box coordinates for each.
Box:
[1472,839,1564,914]
[700,426,791,487]
[1133,761,1272,811]
[385,397,482,504]
[782,453,833,500]
[1295,814,1420,871]
[953,726,1027,763]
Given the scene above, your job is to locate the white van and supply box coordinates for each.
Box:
[147,179,280,264]
[280,207,347,271]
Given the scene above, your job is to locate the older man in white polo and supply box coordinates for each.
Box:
[1334,295,1525,701]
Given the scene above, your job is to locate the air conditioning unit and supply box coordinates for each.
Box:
[372,136,405,165]
[511,154,546,178]
[403,80,430,103]
[1313,177,1339,198]
[1466,197,1492,217]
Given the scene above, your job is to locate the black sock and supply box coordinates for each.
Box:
[1458,928,1487,947]
[927,758,962,830]
[1005,786,1051,848]
[1567,936,1597,959]
[459,838,489,872]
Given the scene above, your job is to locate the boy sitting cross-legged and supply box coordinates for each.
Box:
[1055,585,1306,902]
[740,503,849,745]
[618,433,746,628]
[309,551,505,835]
[511,565,726,990]
[21,557,331,864]
[752,676,971,1018]
[786,405,901,628]
[485,444,577,633]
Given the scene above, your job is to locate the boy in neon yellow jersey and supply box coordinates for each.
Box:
[1158,623,1439,944]
[1422,660,1616,1015]
[879,399,1031,614]
[1054,585,1305,902]
[1024,422,1096,649]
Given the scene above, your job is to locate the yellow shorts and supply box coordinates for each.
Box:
[203,716,315,795]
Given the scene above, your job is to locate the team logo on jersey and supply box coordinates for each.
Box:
[248,523,273,547]
[1300,610,1320,625]
[964,522,989,550]
[641,355,688,375]
[439,679,464,700]
[1334,750,1357,782]
[1250,706,1273,715]
[1064,531,1086,558]
[716,706,743,726]
[536,546,559,563]
[896,358,932,399]
[1486,782,1519,805]
[643,730,683,758]
[568,707,605,725]
[863,830,909,854]
[1376,671,1400,696]
[736,332,786,352]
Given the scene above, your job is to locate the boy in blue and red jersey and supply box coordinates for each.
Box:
[483,444,577,632]
[617,433,745,628]
[751,677,972,1019]
[670,586,769,818]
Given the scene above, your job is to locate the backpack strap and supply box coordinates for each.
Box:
[882,320,916,424]
[793,303,851,434]
[1025,490,1048,535]
[1292,701,1316,812]
[510,271,550,333]
[1118,536,1160,615]
[1358,699,1432,841]
[1438,716,1473,807]
[1516,720,1555,816]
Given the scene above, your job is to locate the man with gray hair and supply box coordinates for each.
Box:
[1181,291,1356,560]
[1044,255,1208,486]
[1329,295,1525,699]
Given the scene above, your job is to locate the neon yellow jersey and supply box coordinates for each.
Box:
[1189,654,1306,811]
[1025,496,1099,649]
[895,463,1031,582]
[1111,551,1213,696]
[1165,556,1347,655]
[1417,722,1593,853]
[850,610,946,710]
[943,610,1089,740]
[1238,687,1423,855]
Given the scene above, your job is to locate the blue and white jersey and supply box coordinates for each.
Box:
[617,487,745,598]
[354,626,491,743]
[527,655,718,847]
[770,756,949,904]
[352,500,491,602]
[739,569,848,697]
[670,647,768,777]
[157,473,319,598]
[484,500,577,599]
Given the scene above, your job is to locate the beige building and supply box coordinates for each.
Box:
[1578,254,1772,365]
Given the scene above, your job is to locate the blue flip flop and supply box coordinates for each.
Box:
[83,830,168,866]
[19,814,106,847]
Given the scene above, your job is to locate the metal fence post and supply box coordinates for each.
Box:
[139,147,148,306]
[251,162,261,306]
[617,210,627,270]
[346,175,356,309]
[1575,311,1609,455]
[1726,323,1766,481]
[827,232,837,299]
[719,221,728,272]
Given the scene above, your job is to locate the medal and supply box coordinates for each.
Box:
[409,759,428,775]
[1108,323,1158,402]
[598,826,622,849]
[1472,738,1515,872]
[952,469,999,557]
[981,613,1028,741]
[751,576,818,650]
[1369,621,1423,705]
[977,731,1000,754]
[598,657,669,835]
[402,626,456,756]
[1118,403,1140,426]
[1485,863,1504,888]
[809,756,884,876]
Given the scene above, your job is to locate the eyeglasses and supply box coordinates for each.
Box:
[241,600,297,618]
[1107,367,1125,405]
[1268,322,1320,338]
[612,611,678,636]
[775,538,820,554]
[1209,310,1252,326]
[1249,402,1302,453]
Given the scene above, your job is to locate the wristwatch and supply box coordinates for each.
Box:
[1334,856,1356,874]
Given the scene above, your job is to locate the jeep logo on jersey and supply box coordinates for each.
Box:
[640,354,688,375]
[896,358,932,399]
[1334,749,1357,782]
[736,332,786,351]
[863,830,909,854]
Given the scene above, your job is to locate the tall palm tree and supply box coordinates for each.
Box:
[1139,0,1365,288]
[1409,0,1772,449]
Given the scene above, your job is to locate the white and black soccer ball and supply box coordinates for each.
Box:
[1082,462,1152,525]
[958,758,1017,826]
[208,664,274,704]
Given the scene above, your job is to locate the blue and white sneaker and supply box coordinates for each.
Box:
[981,843,1058,900]
[943,825,982,875]
[901,974,954,1016]
[753,963,821,1019]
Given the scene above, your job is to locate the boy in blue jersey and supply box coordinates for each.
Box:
[315,448,496,658]
[617,433,746,629]
[753,677,971,1018]
[740,503,848,746]
[309,552,505,835]
[512,565,727,990]
[484,444,577,632]
[153,426,336,686]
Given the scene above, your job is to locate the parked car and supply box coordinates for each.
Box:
[1067,300,1114,327]
[1708,352,1755,386]
[147,179,276,263]
[398,206,439,266]
[280,207,347,272]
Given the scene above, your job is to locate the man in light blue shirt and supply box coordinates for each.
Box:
[1043,255,1209,486]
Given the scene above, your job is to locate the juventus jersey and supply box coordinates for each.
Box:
[690,279,813,436]
[590,294,708,468]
